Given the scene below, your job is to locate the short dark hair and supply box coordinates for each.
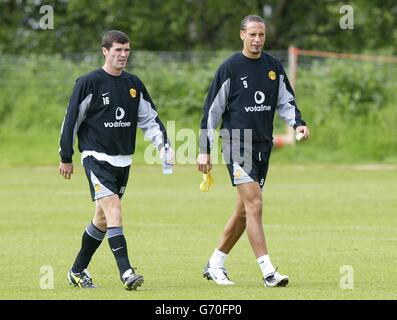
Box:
[101,30,129,50]
[240,15,265,31]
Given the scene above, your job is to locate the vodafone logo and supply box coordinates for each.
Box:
[104,107,131,128]
[245,91,271,112]
[254,91,265,104]
[115,107,125,120]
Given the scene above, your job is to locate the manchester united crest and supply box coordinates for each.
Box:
[268,71,276,80]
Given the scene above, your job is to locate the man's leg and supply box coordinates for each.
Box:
[98,194,143,290]
[217,192,246,254]
[237,182,289,287]
[68,204,107,288]
[71,204,107,273]
[98,194,130,274]
[93,201,107,230]
[236,182,267,257]
[208,193,246,268]
[204,193,246,285]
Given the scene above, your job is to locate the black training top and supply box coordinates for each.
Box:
[59,68,167,164]
[199,52,306,153]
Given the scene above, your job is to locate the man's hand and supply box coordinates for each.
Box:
[197,153,212,173]
[59,162,74,180]
[160,146,175,164]
[295,126,310,141]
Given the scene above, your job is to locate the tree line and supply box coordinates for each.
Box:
[0,0,396,54]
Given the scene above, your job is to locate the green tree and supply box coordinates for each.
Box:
[258,0,397,53]
[0,0,396,53]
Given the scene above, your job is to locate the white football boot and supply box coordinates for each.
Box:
[203,263,234,285]
[263,268,289,287]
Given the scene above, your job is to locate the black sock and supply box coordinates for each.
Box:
[71,222,106,273]
[108,226,132,277]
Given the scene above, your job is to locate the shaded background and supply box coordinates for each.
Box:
[2,0,396,53]
[0,0,396,164]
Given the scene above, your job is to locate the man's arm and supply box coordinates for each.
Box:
[59,78,92,179]
[276,65,309,140]
[137,83,172,160]
[197,65,230,173]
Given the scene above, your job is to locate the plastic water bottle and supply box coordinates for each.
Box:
[162,143,173,175]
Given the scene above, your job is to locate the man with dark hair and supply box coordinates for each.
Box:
[101,30,129,50]
[197,16,309,287]
[59,30,173,290]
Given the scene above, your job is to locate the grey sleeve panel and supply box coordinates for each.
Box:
[207,78,230,148]
[59,93,92,162]
[137,92,163,148]
[277,74,297,127]
[72,94,92,145]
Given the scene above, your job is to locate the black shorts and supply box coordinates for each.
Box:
[83,156,130,201]
[224,150,271,188]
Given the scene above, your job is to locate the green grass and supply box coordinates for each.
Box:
[2,120,397,167]
[0,164,396,300]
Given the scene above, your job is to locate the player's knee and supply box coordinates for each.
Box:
[245,198,263,214]
[106,214,122,227]
[96,215,107,229]
[102,201,122,224]
[108,206,122,221]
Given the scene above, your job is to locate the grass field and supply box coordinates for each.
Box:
[0,163,396,300]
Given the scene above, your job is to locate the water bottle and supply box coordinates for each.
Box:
[162,143,173,175]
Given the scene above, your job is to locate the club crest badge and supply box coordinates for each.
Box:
[268,71,276,80]
[130,88,137,98]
